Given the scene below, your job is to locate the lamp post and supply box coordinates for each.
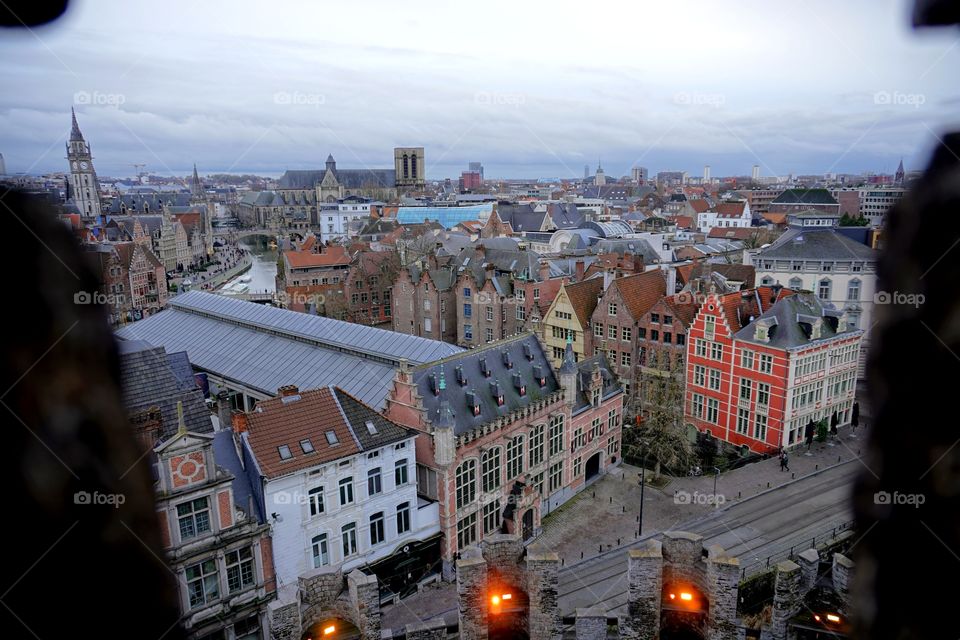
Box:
[638,446,650,536]
[713,466,720,508]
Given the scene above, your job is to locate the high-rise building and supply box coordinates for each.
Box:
[394,147,426,189]
[703,165,711,182]
[631,166,648,184]
[752,165,761,182]
[468,161,484,180]
[594,161,606,186]
[584,164,590,180]
[65,108,102,218]
[0,152,6,176]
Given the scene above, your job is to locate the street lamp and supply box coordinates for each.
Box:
[637,445,651,536]
[713,467,720,507]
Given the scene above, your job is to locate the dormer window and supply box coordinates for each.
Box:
[466,390,481,416]
[532,365,546,387]
[456,365,467,386]
[502,350,513,369]
[523,343,534,360]
[480,357,491,377]
[755,324,769,342]
[513,373,526,397]
[490,381,505,406]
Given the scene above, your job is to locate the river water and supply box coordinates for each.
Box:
[221,238,278,295]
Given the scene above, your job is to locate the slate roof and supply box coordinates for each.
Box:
[716,286,796,334]
[278,167,397,190]
[571,353,622,416]
[117,340,213,442]
[496,204,547,232]
[548,203,586,229]
[771,189,838,206]
[759,228,877,261]
[212,430,265,523]
[734,291,861,349]
[413,334,560,435]
[107,193,192,214]
[684,262,756,289]
[593,238,661,264]
[115,291,462,409]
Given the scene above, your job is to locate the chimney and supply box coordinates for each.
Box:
[603,268,614,291]
[575,259,585,281]
[278,385,300,397]
[216,390,233,433]
[665,266,677,294]
[539,260,550,281]
[476,244,486,259]
[634,254,644,273]
[232,412,249,434]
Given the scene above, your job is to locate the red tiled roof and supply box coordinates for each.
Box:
[762,212,787,225]
[707,227,755,240]
[713,202,746,216]
[244,387,361,478]
[689,199,710,214]
[717,286,795,334]
[284,245,351,268]
[300,236,317,252]
[564,277,605,326]
[674,215,694,229]
[611,270,666,320]
[662,293,700,328]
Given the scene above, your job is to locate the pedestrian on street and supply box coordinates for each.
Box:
[780,451,790,472]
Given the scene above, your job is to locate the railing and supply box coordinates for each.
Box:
[738,519,854,580]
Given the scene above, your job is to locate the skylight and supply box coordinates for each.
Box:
[365,420,378,435]
[326,431,339,445]
[300,439,315,454]
[278,445,293,460]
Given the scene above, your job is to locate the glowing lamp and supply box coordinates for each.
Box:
[491,596,500,605]
[680,592,693,601]
[502,593,512,600]
[826,614,841,623]
[669,593,676,600]
[814,615,821,622]
[323,625,336,635]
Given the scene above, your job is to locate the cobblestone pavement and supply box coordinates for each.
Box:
[381,412,872,631]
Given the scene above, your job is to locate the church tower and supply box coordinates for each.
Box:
[190,163,214,257]
[66,108,102,218]
[895,158,905,186]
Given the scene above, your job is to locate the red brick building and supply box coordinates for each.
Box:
[392,255,459,343]
[341,249,399,326]
[384,333,623,577]
[85,240,168,325]
[683,288,862,453]
[276,243,351,312]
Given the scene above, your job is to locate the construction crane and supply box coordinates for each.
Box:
[132,163,146,183]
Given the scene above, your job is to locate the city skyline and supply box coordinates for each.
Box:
[0,0,957,178]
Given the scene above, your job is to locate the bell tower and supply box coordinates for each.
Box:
[65,108,102,218]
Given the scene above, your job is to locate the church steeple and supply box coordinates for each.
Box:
[895,158,905,186]
[65,108,101,218]
[70,107,84,142]
[191,163,203,198]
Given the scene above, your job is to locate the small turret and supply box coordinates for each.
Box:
[433,366,456,466]
[559,333,578,405]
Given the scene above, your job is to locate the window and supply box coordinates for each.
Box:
[710,342,723,360]
[677,333,686,346]
[311,534,329,567]
[548,414,564,456]
[300,439,314,454]
[486,306,494,321]
[789,277,803,289]
[694,365,706,386]
[736,408,750,435]
[695,339,707,357]
[638,327,647,339]
[608,325,617,340]
[456,459,477,507]
[486,327,494,342]
[367,468,382,496]
[621,326,631,341]
[506,436,524,479]
[532,472,545,495]
[186,558,219,608]
[739,379,752,401]
[573,456,583,478]
[664,315,672,324]
[483,499,501,535]
[759,354,773,374]
[651,329,659,341]
[177,497,211,541]
[757,382,770,406]
[396,502,410,535]
[594,323,604,337]
[706,398,719,423]
[704,315,716,338]
[464,324,473,340]
[651,313,660,323]
[325,431,339,445]
[621,352,631,367]
[463,287,472,298]
[590,417,603,439]
[754,414,768,441]
[818,278,832,300]
[608,409,618,430]
[225,547,255,593]
[278,445,293,460]
[370,512,385,546]
[708,368,721,390]
[457,512,477,549]
[516,305,526,321]
[234,616,261,640]
[608,303,617,316]
[308,487,324,516]
[549,461,564,492]
[533,288,540,300]
[341,523,358,557]
[847,279,861,301]
[395,459,409,486]
[572,427,585,451]
[481,448,501,493]
[664,332,672,344]
[691,393,704,418]
[741,350,755,369]
[529,424,545,468]
[339,477,354,505]
[464,303,472,317]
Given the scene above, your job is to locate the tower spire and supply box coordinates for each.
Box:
[70,107,83,141]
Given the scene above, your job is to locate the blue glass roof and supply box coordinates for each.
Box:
[396,204,494,229]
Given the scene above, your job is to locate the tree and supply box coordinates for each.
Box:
[816,419,829,443]
[839,213,869,227]
[626,352,693,479]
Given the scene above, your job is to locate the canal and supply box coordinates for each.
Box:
[220,237,278,296]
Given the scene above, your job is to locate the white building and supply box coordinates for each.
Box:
[237,385,441,595]
[859,187,905,227]
[318,196,375,243]
[744,210,878,376]
[697,200,751,233]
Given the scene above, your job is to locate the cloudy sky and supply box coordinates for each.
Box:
[1,0,958,179]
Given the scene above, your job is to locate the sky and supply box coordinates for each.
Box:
[0,0,958,180]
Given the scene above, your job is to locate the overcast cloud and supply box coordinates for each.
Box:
[1,0,958,179]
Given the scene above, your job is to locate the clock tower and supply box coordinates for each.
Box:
[65,108,102,218]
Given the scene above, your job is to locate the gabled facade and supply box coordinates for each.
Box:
[683,289,861,453]
[384,333,623,578]
[542,276,605,368]
[392,257,458,343]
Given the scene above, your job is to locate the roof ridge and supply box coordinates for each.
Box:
[411,332,536,371]
[329,386,364,451]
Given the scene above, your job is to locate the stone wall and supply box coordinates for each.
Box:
[831,553,854,605]
[482,534,525,588]
[527,549,561,640]
[575,607,608,640]
[797,549,819,592]
[705,545,739,640]
[267,586,300,640]
[623,541,663,640]
[770,560,801,640]
[661,531,709,594]
[347,570,381,640]
[457,548,489,640]
[405,618,448,640]
[267,568,381,640]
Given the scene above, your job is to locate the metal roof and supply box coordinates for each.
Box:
[116,291,462,409]
[396,204,494,229]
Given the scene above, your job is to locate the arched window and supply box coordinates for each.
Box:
[411,153,418,179]
[506,436,524,479]
[481,448,501,493]
[847,279,861,301]
[402,154,409,179]
[788,277,803,290]
[818,278,832,300]
[456,459,477,508]
[761,276,774,286]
